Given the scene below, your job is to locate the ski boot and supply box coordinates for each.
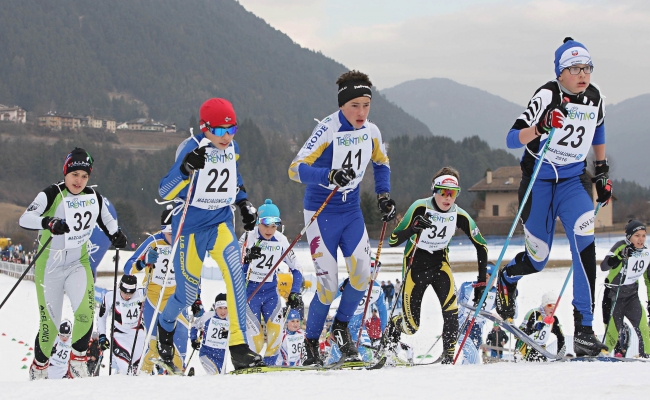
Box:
[29,359,48,381]
[573,326,608,357]
[230,344,264,370]
[495,268,517,321]
[440,346,455,364]
[331,318,361,362]
[303,337,323,366]
[156,322,176,363]
[380,315,402,353]
[69,350,90,378]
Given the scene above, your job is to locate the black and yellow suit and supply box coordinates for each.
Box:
[389,197,487,357]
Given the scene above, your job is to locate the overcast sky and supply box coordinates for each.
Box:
[238,0,650,105]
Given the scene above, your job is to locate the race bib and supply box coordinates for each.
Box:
[190,146,237,210]
[248,240,284,283]
[285,332,305,364]
[204,318,229,349]
[623,249,650,285]
[151,244,176,287]
[532,322,553,345]
[545,102,598,166]
[354,285,381,315]
[327,127,372,190]
[63,192,100,249]
[49,339,72,368]
[417,206,457,253]
[118,297,142,329]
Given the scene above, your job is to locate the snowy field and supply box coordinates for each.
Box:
[2,233,650,399]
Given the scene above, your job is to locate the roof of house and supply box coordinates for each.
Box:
[468,166,521,192]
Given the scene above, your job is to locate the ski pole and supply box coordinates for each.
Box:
[127,262,155,375]
[356,217,390,346]
[141,138,210,362]
[109,248,120,376]
[454,100,568,364]
[544,202,603,325]
[418,335,442,364]
[184,348,196,375]
[94,353,104,376]
[602,253,630,343]
[247,187,338,302]
[0,236,52,310]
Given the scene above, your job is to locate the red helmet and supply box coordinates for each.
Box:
[199,98,237,132]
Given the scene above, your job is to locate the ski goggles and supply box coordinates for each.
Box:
[258,216,281,227]
[433,186,460,199]
[207,125,238,137]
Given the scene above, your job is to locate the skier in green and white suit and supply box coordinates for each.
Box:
[19,148,128,380]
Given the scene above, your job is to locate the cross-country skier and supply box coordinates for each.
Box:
[456,262,498,364]
[242,199,303,365]
[496,37,610,356]
[516,292,566,361]
[385,167,488,364]
[156,98,263,371]
[19,148,128,380]
[98,275,146,374]
[190,293,230,374]
[124,205,190,373]
[278,309,306,366]
[288,70,396,365]
[48,320,73,379]
[601,220,650,357]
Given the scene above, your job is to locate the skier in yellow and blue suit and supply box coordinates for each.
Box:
[156,98,263,371]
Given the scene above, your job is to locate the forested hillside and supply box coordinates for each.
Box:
[0,0,430,139]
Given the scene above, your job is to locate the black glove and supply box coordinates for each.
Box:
[377,193,397,222]
[191,338,201,350]
[536,106,568,135]
[592,161,612,205]
[243,246,262,264]
[99,334,110,350]
[328,168,356,187]
[410,214,433,232]
[287,292,304,310]
[191,299,204,318]
[472,281,486,304]
[236,200,257,231]
[180,146,207,176]
[109,229,128,249]
[42,217,70,235]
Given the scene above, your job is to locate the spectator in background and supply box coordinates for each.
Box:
[486,323,508,359]
[365,308,382,347]
[394,279,402,309]
[384,280,395,309]
[130,242,136,250]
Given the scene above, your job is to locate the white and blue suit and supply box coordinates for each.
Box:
[503,80,605,327]
[289,110,391,340]
[456,281,497,365]
[191,311,229,374]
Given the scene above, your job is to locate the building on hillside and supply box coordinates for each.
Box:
[80,115,117,133]
[468,166,612,232]
[0,105,27,123]
[38,112,81,131]
[117,118,175,133]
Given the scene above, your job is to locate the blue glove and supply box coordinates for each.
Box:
[533,321,545,331]
[144,247,159,264]
[99,334,110,350]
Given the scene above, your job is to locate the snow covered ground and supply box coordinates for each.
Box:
[2,233,650,399]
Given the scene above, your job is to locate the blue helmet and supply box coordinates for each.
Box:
[486,262,496,276]
[258,199,281,225]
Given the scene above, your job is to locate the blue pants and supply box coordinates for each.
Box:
[160,222,248,345]
[503,175,596,326]
[304,208,371,339]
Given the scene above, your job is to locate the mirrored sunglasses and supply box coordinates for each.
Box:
[208,125,238,137]
[433,186,460,199]
[259,216,281,227]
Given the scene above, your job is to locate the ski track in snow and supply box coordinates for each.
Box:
[1,235,649,398]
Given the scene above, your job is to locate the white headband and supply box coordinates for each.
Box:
[432,174,459,190]
[214,300,227,308]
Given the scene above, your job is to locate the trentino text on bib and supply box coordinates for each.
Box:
[417,205,457,253]
[190,146,237,210]
[545,102,598,166]
[326,127,372,190]
[63,192,100,249]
